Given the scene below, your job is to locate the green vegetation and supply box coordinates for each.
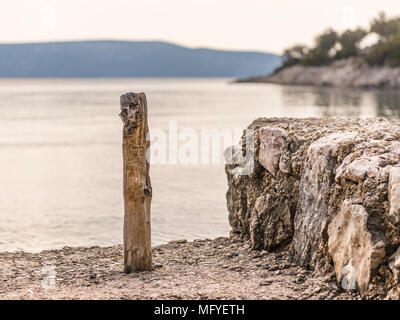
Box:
[282,12,400,68]
[336,28,367,59]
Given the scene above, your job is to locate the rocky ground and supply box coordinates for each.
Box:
[0,237,358,300]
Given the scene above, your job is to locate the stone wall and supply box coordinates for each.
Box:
[225,118,400,296]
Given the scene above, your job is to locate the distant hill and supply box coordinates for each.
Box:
[0,40,282,78]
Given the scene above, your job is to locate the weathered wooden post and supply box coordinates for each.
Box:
[119,92,153,273]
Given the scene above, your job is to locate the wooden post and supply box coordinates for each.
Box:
[120,92,153,273]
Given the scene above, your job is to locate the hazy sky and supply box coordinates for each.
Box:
[1,0,399,54]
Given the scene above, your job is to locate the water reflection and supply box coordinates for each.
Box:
[280,85,400,118]
[0,78,399,252]
[374,90,400,118]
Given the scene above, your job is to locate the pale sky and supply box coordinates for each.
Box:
[0,0,399,54]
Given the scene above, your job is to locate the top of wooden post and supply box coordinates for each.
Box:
[119,92,147,135]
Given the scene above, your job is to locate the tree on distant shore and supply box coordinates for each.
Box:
[366,35,400,67]
[370,12,400,41]
[280,12,400,69]
[315,29,338,54]
[366,12,400,66]
[282,45,308,67]
[302,29,339,66]
[336,28,367,59]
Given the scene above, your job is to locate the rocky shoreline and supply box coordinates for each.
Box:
[237,57,400,88]
[0,237,359,300]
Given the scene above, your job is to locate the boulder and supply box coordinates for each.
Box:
[226,118,400,296]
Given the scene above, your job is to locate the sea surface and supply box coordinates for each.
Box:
[1,78,399,252]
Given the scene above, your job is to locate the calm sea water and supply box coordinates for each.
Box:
[1,78,399,252]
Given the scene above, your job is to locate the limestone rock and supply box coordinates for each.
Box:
[258,127,291,177]
[225,118,400,296]
[388,167,400,225]
[249,195,293,251]
[328,200,386,293]
[336,156,381,183]
[389,246,400,282]
[291,132,356,269]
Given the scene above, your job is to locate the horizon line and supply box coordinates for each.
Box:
[0,38,281,55]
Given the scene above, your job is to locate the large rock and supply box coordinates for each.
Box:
[226,118,400,296]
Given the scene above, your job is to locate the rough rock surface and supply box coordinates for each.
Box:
[226,117,400,296]
[328,200,386,292]
[237,57,400,88]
